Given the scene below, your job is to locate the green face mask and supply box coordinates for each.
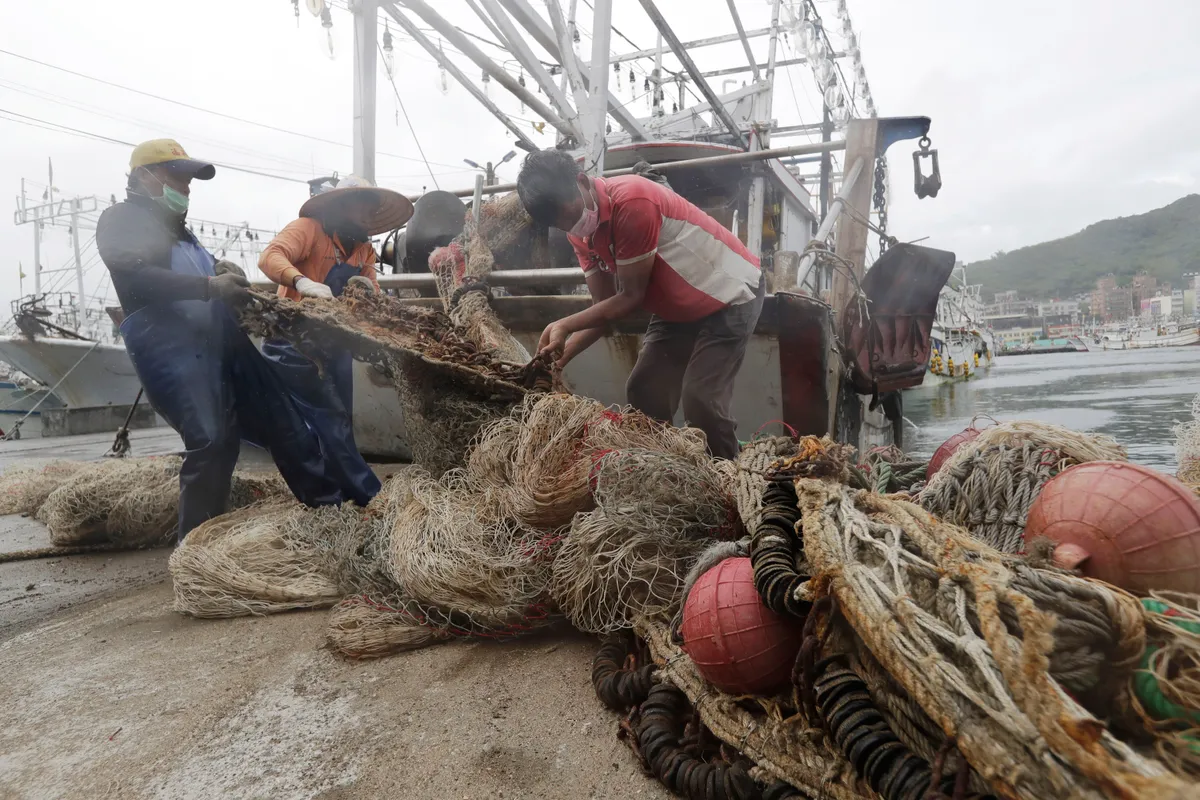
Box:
[157,184,190,216]
[140,168,189,216]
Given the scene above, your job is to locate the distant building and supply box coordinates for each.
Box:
[1037,299,1079,317]
[1141,294,1175,320]
[1090,276,1134,322]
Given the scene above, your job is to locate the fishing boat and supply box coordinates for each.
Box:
[5,0,955,459]
[1098,321,1200,350]
[924,267,992,383]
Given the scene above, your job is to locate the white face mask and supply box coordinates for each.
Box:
[568,183,600,238]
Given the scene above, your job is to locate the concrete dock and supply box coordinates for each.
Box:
[0,431,666,799]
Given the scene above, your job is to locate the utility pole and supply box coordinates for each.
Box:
[71,198,86,328]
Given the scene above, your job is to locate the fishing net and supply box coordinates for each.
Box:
[0,461,90,516]
[384,469,554,635]
[1132,592,1200,779]
[325,595,451,659]
[472,393,709,530]
[798,477,1189,798]
[918,420,1128,552]
[428,193,534,363]
[238,283,556,475]
[550,508,713,635]
[590,447,739,538]
[170,500,347,618]
[4,456,292,548]
[1176,394,1200,485]
[38,457,183,547]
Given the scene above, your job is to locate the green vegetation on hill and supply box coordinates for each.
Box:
[968,194,1200,300]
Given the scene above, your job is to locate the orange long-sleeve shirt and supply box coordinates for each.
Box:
[258,217,379,300]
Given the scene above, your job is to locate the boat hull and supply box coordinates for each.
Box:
[0,335,409,456]
[0,294,907,459]
[1099,326,1200,350]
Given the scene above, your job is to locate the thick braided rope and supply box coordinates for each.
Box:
[732,436,801,532]
[919,421,1127,552]
[798,479,1190,800]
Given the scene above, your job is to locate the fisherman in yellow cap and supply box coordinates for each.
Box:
[96,139,343,539]
[258,174,413,505]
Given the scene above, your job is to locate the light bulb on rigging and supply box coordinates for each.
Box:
[438,41,449,94]
[382,21,395,78]
[824,83,842,110]
[320,7,335,59]
[291,0,300,26]
[481,69,490,98]
[518,70,526,114]
[814,58,835,88]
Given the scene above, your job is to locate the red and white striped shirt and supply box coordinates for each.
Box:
[569,176,761,323]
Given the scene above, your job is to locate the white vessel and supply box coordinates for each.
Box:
[925,268,992,383]
[1099,321,1200,350]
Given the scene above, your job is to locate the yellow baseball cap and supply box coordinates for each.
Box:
[129,138,216,180]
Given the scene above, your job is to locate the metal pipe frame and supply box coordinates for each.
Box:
[584,0,612,173]
[251,268,585,292]
[793,156,864,291]
[389,0,576,139]
[382,4,537,151]
[415,138,848,200]
[352,0,379,183]
[701,57,808,80]
[637,0,748,149]
[476,0,585,139]
[725,0,760,81]
[645,80,769,134]
[611,28,771,63]
[463,0,510,46]
[497,0,648,140]
[545,0,591,132]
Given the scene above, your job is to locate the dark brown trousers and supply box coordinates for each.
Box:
[626,278,764,460]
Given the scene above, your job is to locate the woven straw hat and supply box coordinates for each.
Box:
[300,174,414,236]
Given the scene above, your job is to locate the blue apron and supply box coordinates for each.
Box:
[120,234,342,539]
[261,260,381,507]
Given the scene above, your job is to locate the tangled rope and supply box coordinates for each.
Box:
[1176,394,1200,485]
[918,421,1127,552]
[1133,592,1200,778]
[798,478,1185,799]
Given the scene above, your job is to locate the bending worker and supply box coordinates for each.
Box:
[516,150,763,460]
[97,139,342,539]
[258,175,413,506]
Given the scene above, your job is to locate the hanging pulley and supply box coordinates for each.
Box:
[912,136,941,199]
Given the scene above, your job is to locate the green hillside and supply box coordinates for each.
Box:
[967,194,1200,300]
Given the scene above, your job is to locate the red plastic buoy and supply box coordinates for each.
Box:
[1025,461,1200,594]
[926,425,983,479]
[680,558,802,694]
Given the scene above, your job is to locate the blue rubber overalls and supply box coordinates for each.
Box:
[260,259,381,506]
[119,233,343,539]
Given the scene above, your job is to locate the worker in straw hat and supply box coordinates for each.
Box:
[258,174,414,506]
[96,139,344,539]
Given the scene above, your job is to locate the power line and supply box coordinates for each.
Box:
[379,45,439,190]
[0,109,310,184]
[0,79,340,176]
[0,47,464,171]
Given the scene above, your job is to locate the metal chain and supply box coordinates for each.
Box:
[873,156,889,254]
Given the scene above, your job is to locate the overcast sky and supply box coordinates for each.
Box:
[2,0,1199,314]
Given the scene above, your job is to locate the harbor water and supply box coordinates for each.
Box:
[904,346,1200,471]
